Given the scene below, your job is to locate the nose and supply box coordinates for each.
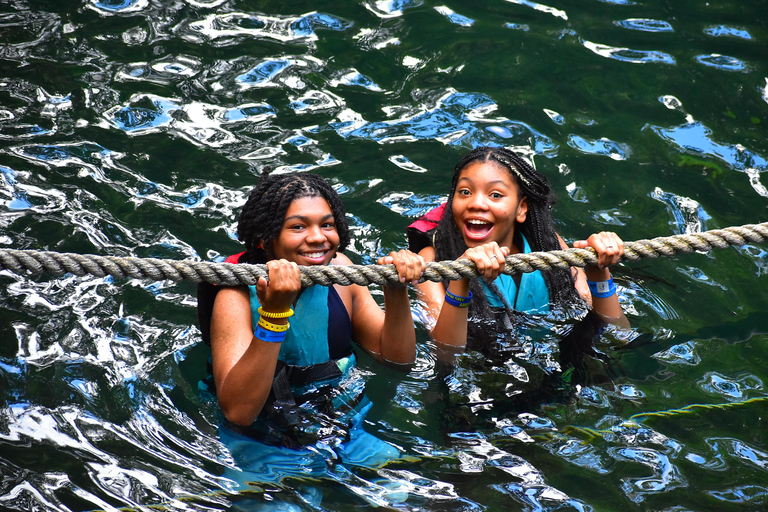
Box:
[467,193,489,210]
[305,224,326,244]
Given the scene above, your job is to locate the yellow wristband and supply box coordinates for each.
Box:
[258,316,290,332]
[257,306,294,319]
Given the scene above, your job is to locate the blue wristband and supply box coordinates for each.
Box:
[587,278,617,298]
[445,290,472,308]
[254,325,286,343]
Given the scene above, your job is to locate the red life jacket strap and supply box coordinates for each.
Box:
[406,203,446,253]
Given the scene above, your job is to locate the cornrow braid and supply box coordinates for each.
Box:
[237,172,350,263]
[434,146,582,323]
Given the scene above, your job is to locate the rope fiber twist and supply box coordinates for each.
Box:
[1,222,766,287]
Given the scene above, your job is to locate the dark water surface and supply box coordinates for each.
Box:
[1,0,767,510]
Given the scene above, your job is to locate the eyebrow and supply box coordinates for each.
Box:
[283,213,335,223]
[457,177,511,188]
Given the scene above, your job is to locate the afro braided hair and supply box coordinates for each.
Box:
[236,171,350,264]
[433,146,583,322]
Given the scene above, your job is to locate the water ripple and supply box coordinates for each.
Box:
[102,93,276,148]
[652,341,701,366]
[583,40,676,64]
[650,187,711,234]
[615,19,674,33]
[361,0,424,19]
[707,437,768,471]
[503,0,568,21]
[694,53,750,72]
[650,120,768,174]
[704,25,752,40]
[610,446,685,502]
[180,11,352,44]
[434,6,475,27]
[87,0,149,15]
[325,88,557,152]
[567,135,631,160]
[698,372,763,400]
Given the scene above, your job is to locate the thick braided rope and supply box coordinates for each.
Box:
[1,223,766,287]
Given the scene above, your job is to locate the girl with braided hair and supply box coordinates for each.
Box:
[205,171,425,473]
[409,146,628,351]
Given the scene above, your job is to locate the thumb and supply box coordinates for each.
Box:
[573,240,588,248]
[255,276,268,301]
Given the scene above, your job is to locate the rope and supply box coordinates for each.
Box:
[1,222,766,287]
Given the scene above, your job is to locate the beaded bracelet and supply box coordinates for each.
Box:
[257,306,294,319]
[257,316,290,332]
[254,325,286,343]
[587,278,617,298]
[444,289,473,308]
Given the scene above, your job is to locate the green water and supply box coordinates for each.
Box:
[1,0,767,510]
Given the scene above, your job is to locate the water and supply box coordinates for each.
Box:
[1,0,767,510]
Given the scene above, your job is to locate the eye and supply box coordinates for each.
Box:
[288,224,305,231]
[322,222,336,229]
[457,189,471,196]
[490,192,503,199]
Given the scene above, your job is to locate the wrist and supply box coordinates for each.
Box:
[587,277,616,298]
[584,266,611,281]
[258,306,294,319]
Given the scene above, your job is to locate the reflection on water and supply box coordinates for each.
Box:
[1,0,768,510]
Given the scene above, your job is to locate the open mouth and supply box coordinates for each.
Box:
[464,219,493,240]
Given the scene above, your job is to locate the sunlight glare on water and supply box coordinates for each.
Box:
[0,0,767,511]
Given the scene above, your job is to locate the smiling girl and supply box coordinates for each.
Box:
[206,172,424,458]
[410,146,627,349]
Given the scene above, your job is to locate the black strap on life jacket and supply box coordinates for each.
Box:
[197,251,246,346]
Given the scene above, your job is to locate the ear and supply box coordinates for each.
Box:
[515,197,528,223]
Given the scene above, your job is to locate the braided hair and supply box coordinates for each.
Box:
[434,146,582,322]
[237,171,350,263]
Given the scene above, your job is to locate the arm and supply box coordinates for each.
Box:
[337,250,425,364]
[415,243,509,349]
[571,232,630,328]
[210,259,301,426]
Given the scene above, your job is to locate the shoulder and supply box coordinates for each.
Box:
[331,252,354,265]
[419,245,436,262]
[213,286,251,312]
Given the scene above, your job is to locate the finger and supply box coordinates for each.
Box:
[487,248,504,278]
[255,276,268,301]
[601,232,623,266]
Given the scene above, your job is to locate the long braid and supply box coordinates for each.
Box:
[434,147,582,324]
[237,172,350,263]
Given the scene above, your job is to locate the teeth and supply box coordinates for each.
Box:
[468,219,490,225]
[304,251,325,259]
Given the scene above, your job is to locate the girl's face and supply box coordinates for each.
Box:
[268,195,340,265]
[452,161,528,250]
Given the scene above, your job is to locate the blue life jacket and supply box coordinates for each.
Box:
[196,252,361,447]
[480,234,550,313]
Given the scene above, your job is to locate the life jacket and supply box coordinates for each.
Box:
[406,203,445,254]
[196,252,359,447]
[197,252,246,346]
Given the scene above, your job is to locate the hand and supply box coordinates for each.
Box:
[378,249,426,286]
[459,242,509,281]
[573,232,624,272]
[255,259,302,312]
